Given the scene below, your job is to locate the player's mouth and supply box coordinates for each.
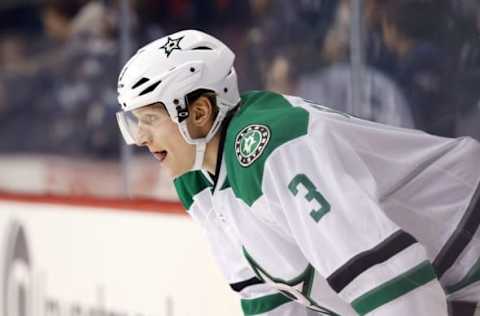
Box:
[152,150,168,163]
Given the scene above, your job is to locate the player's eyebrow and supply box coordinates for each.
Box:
[132,103,165,119]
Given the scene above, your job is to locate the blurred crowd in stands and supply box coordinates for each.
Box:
[0,0,479,159]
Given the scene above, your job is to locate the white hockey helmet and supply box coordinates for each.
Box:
[116,29,240,170]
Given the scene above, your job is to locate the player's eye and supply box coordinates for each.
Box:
[141,114,158,125]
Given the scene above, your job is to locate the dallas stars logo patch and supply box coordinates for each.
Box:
[159,36,184,57]
[235,124,270,167]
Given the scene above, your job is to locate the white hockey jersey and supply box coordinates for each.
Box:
[174,91,480,315]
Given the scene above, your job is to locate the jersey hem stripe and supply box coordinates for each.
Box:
[230,277,264,292]
[241,293,291,315]
[351,260,437,315]
[327,230,417,293]
[434,182,480,277]
[446,256,480,294]
[448,300,478,316]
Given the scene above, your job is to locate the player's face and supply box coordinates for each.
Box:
[132,104,195,178]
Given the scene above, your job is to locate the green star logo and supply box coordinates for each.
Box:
[235,125,270,167]
[159,36,184,57]
[243,248,339,315]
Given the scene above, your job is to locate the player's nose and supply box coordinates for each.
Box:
[135,127,150,147]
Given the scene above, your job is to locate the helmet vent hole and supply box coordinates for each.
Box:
[131,77,150,89]
[173,99,179,105]
[192,46,212,50]
[138,80,162,96]
[190,67,195,72]
[224,88,228,93]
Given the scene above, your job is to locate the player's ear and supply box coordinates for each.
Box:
[189,96,214,129]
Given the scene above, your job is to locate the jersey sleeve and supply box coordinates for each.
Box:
[174,171,312,315]
[260,125,449,315]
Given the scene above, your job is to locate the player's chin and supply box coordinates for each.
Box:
[163,164,177,178]
[165,163,187,179]
[164,155,195,178]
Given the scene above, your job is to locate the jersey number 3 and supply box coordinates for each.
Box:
[288,174,331,222]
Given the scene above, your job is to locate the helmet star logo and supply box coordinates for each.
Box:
[159,36,184,57]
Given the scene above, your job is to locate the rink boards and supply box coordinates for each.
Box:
[0,197,242,316]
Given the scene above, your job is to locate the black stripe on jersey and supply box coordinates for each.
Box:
[449,300,478,316]
[327,230,417,293]
[230,276,264,292]
[434,183,480,278]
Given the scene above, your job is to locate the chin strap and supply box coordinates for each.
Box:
[192,142,207,170]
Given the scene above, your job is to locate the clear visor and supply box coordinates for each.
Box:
[116,111,140,145]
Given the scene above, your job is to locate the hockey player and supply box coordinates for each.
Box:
[116,30,480,315]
